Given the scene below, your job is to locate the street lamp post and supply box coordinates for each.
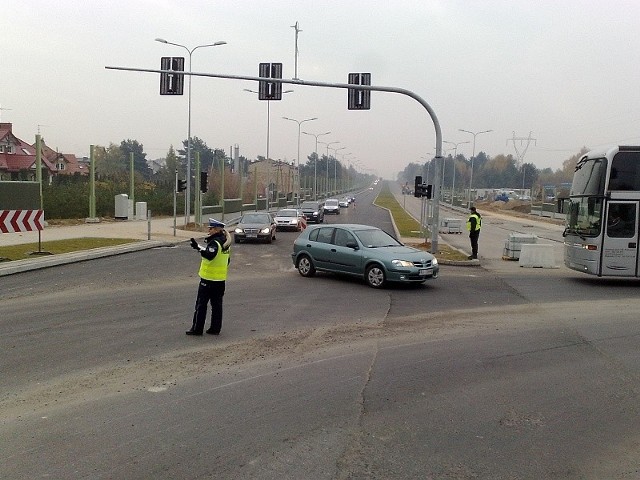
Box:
[458,128,492,208]
[420,153,434,184]
[341,152,353,192]
[302,131,331,200]
[319,140,340,198]
[155,37,226,224]
[330,146,346,194]
[443,140,469,205]
[282,116,317,205]
[244,89,293,209]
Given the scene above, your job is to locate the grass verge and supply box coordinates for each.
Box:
[0,238,138,262]
[374,183,469,262]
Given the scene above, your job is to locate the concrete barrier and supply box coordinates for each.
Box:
[519,244,557,268]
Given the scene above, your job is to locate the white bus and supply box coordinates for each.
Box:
[564,145,640,277]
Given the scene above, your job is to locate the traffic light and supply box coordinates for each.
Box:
[160,57,184,95]
[414,176,422,198]
[348,73,371,110]
[200,171,208,193]
[258,62,283,100]
[177,179,187,193]
[425,184,433,199]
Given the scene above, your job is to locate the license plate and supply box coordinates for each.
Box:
[419,269,428,275]
[247,234,257,238]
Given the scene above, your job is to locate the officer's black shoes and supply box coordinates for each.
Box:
[186,329,203,336]
[205,329,220,335]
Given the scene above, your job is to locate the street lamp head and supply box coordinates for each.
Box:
[213,41,227,46]
[155,38,168,43]
[302,131,331,137]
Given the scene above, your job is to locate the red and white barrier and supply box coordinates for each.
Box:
[0,210,45,233]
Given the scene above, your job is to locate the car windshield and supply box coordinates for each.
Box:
[326,200,338,206]
[301,202,318,209]
[277,210,297,217]
[242,214,270,223]
[353,228,401,248]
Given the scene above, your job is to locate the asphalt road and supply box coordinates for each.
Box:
[3,184,640,479]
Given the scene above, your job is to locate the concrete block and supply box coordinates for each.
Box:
[519,244,557,268]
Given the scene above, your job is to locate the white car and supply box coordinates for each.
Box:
[323,198,340,215]
[339,198,350,208]
[273,208,307,231]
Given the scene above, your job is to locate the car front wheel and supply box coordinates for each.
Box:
[297,255,316,277]
[365,264,386,288]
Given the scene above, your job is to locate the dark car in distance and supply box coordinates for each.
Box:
[233,212,277,243]
[300,201,324,224]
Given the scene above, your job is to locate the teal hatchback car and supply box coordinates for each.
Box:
[291,224,439,288]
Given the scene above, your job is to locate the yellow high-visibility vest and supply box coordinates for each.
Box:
[198,241,230,281]
[466,213,481,232]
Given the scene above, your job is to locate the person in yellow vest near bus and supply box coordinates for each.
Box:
[186,218,232,336]
[466,206,482,260]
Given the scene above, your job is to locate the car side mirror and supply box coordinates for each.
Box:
[346,241,359,249]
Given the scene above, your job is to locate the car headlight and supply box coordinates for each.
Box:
[260,227,271,234]
[432,258,438,266]
[234,227,243,234]
[391,259,415,267]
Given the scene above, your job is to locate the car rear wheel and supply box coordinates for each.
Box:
[365,264,386,288]
[297,255,316,277]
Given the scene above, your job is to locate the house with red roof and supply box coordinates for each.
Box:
[39,141,87,176]
[0,123,60,181]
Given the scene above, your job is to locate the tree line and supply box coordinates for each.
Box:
[42,138,372,219]
[397,148,588,198]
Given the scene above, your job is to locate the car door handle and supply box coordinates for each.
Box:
[331,248,337,252]
[629,242,637,248]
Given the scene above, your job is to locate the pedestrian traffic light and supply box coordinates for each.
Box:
[200,171,208,193]
[414,176,422,198]
[425,184,433,199]
[177,179,187,193]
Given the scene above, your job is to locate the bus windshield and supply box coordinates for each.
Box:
[565,196,603,237]
[570,157,607,196]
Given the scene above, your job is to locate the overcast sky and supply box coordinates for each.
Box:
[3,0,640,179]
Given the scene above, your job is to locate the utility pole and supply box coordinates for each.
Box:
[507,131,537,191]
[291,21,302,80]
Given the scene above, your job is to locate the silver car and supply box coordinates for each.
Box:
[273,208,307,232]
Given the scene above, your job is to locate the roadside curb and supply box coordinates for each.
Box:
[0,240,177,276]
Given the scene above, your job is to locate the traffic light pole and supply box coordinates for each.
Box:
[173,168,178,236]
[106,65,444,252]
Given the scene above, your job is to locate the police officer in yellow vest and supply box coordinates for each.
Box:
[466,206,482,260]
[186,218,232,336]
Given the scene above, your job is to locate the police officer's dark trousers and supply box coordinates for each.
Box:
[469,231,480,259]
[191,279,225,334]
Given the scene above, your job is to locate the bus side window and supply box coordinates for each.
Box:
[607,204,636,238]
